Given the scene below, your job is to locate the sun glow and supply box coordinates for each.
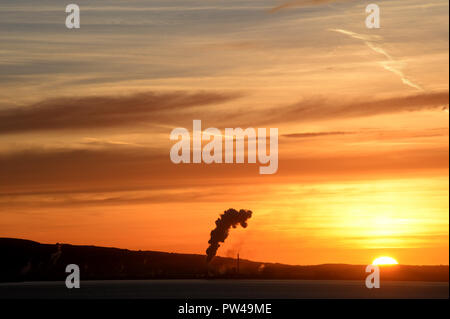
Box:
[372,256,399,265]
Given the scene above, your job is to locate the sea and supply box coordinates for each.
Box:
[0,279,448,299]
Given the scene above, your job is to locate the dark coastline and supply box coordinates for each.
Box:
[1,238,448,283]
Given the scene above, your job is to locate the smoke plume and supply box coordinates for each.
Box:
[206,209,252,263]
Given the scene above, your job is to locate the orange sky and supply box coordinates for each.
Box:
[0,0,448,265]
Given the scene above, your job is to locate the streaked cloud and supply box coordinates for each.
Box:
[0,91,446,136]
[0,91,242,134]
[1,142,447,196]
[269,0,351,13]
[283,131,355,138]
[258,91,449,125]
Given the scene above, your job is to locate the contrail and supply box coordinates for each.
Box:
[330,29,423,91]
[206,209,252,263]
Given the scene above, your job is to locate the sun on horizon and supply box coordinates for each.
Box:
[372,256,399,266]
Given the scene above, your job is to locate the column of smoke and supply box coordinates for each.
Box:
[206,208,252,263]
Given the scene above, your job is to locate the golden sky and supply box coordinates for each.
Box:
[0,0,448,265]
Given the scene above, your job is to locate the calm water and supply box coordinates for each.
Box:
[0,280,448,299]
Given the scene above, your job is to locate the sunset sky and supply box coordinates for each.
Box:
[0,0,448,265]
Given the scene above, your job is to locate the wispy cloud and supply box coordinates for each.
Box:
[0,90,446,136]
[0,91,242,134]
[256,91,449,126]
[283,131,355,138]
[330,29,424,91]
[1,144,447,196]
[269,0,351,13]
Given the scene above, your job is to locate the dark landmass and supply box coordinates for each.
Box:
[1,238,448,283]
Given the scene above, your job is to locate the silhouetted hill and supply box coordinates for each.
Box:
[1,238,448,283]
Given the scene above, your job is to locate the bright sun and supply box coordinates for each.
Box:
[372,256,399,265]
